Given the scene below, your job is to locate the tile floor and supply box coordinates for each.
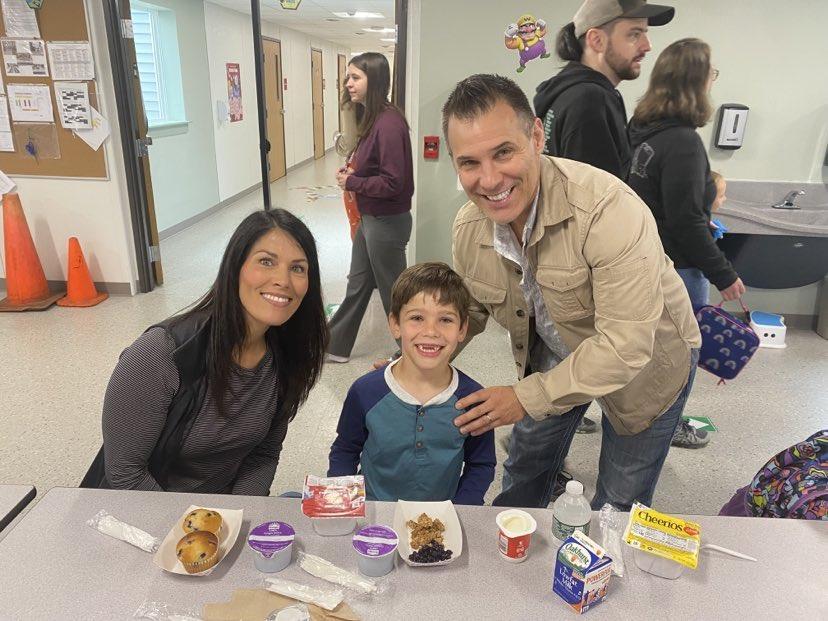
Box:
[1,154,826,517]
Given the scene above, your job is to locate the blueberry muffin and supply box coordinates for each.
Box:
[176,531,219,574]
[182,508,223,535]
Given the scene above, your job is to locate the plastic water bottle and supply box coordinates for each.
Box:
[551,480,592,545]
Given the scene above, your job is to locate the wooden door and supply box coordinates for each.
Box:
[337,53,347,132]
[119,0,163,285]
[311,48,325,159]
[263,38,286,182]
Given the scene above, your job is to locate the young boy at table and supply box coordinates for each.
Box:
[327,262,496,505]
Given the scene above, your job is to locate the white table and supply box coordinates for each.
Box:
[0,487,825,620]
[0,484,36,534]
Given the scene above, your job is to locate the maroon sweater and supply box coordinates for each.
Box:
[346,106,414,216]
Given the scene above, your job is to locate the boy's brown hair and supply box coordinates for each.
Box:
[390,262,471,324]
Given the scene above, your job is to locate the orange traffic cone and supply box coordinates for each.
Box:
[57,237,108,307]
[0,193,63,312]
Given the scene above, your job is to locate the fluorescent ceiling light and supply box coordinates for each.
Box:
[380,38,396,43]
[350,51,366,56]
[333,11,384,19]
[362,27,395,33]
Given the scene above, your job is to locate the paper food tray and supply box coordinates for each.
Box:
[393,500,463,567]
[153,505,243,576]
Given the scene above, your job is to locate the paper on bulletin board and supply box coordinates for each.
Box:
[0,94,13,151]
[226,62,243,122]
[1,0,40,38]
[73,106,109,151]
[2,38,49,77]
[54,81,91,129]
[13,122,60,159]
[47,41,95,81]
[0,168,15,194]
[7,83,53,122]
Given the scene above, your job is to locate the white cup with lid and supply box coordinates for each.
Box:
[352,524,398,577]
[248,521,295,573]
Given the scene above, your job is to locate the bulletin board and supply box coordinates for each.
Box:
[0,0,107,178]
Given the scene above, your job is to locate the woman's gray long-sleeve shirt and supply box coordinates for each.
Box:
[102,327,286,495]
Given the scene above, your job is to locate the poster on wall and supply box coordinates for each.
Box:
[47,41,95,81]
[0,94,14,151]
[7,83,53,122]
[2,38,49,77]
[54,81,91,129]
[1,0,40,38]
[226,62,243,122]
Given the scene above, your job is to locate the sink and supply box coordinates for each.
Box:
[717,200,828,236]
[712,184,828,288]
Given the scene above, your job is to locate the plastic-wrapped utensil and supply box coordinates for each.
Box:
[88,510,160,553]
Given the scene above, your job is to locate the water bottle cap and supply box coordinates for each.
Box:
[566,480,584,496]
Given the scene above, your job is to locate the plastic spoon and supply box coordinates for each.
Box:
[701,543,757,562]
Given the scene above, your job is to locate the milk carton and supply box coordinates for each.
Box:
[553,530,613,614]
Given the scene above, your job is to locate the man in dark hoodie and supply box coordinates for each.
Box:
[533,0,674,436]
[534,0,675,180]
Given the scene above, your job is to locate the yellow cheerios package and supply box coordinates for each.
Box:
[623,502,701,569]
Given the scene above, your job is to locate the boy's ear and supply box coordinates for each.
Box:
[458,317,469,342]
[388,313,401,339]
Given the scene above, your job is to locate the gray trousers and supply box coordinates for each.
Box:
[328,212,412,357]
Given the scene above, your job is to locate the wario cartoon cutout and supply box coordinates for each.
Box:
[504,14,550,73]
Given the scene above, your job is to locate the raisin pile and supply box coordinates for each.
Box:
[409,539,453,563]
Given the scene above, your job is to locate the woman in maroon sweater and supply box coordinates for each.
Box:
[327,52,414,362]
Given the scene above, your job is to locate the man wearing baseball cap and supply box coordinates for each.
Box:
[533,0,674,436]
[535,0,674,177]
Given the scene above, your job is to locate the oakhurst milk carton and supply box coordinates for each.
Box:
[553,530,613,614]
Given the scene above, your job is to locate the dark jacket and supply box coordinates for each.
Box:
[346,106,414,216]
[80,312,211,490]
[534,62,631,179]
[627,119,738,291]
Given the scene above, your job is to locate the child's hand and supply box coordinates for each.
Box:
[453,386,526,436]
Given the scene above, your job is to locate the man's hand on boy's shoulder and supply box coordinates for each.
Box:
[454,386,526,436]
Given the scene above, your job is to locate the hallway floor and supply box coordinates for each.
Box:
[1,153,826,516]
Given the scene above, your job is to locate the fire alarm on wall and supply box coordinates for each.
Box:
[424,135,439,159]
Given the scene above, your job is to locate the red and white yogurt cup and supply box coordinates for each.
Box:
[496,509,537,563]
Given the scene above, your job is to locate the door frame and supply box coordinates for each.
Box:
[310,47,325,160]
[102,0,156,292]
[337,53,346,132]
[262,36,287,183]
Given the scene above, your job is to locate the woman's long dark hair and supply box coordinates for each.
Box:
[174,209,327,423]
[632,38,714,128]
[341,52,408,145]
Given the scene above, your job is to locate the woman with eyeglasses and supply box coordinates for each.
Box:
[627,38,744,449]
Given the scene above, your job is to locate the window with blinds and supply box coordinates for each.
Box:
[131,8,166,123]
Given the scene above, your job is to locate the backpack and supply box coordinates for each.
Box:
[747,430,828,520]
[695,301,760,381]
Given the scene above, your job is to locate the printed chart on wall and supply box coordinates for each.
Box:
[0,93,13,151]
[6,83,52,122]
[1,0,40,38]
[2,38,48,76]
[54,81,91,129]
[47,41,94,80]
[226,62,243,122]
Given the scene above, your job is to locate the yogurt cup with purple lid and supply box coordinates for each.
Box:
[248,521,295,573]
[352,524,398,577]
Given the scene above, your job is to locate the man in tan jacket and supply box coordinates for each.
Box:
[445,74,701,510]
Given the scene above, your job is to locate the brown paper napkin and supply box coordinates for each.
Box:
[203,588,360,621]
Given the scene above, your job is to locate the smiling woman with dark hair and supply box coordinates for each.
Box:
[81,209,327,495]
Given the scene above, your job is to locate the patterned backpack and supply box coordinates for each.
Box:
[695,301,760,381]
[747,430,828,520]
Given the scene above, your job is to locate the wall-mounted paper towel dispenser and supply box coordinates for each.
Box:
[715,104,749,150]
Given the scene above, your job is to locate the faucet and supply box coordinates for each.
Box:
[773,190,804,209]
